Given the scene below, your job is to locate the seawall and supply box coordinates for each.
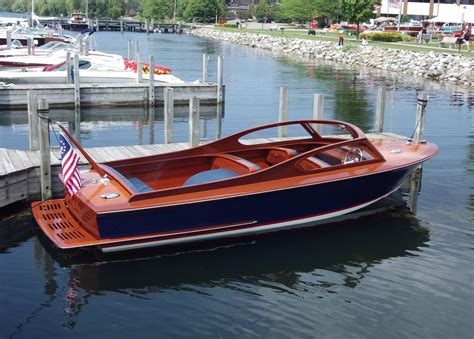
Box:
[188,28,473,87]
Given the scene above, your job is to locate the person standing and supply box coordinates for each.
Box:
[308,19,317,36]
[463,26,471,52]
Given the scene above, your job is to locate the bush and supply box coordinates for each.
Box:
[359,31,404,42]
[218,23,239,28]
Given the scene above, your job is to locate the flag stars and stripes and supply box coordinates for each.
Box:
[59,131,83,196]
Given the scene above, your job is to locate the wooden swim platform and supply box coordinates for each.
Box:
[0,133,408,209]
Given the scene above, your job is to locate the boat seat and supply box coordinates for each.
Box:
[102,164,153,193]
[297,156,330,171]
[128,177,154,193]
[183,168,239,187]
[266,147,297,164]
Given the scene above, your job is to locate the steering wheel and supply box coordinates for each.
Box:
[343,147,363,164]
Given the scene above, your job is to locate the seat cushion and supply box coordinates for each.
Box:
[183,169,239,187]
[128,177,153,193]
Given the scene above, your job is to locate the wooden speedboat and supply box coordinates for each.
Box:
[32,120,438,253]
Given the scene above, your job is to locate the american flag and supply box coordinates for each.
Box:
[59,131,82,196]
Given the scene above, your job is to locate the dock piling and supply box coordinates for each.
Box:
[65,51,71,84]
[38,99,52,201]
[127,40,132,60]
[216,104,223,140]
[136,52,142,83]
[164,87,174,144]
[73,54,81,110]
[145,19,149,34]
[414,92,428,143]
[27,38,33,55]
[375,87,386,133]
[278,87,289,137]
[27,91,39,151]
[189,96,200,147]
[202,53,209,83]
[84,37,90,56]
[120,18,123,32]
[6,30,11,49]
[148,56,155,107]
[217,55,224,103]
[313,93,324,134]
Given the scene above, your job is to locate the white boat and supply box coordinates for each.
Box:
[68,12,90,31]
[0,69,184,84]
[0,48,125,68]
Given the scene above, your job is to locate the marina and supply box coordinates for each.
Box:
[0,26,472,338]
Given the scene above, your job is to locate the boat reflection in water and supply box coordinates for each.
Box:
[32,197,428,312]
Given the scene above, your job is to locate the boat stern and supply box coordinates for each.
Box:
[31,199,100,249]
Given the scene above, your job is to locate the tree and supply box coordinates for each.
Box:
[253,0,273,22]
[277,0,306,23]
[182,0,225,22]
[341,0,377,40]
[141,0,174,19]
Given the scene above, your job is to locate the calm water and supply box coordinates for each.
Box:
[0,32,473,338]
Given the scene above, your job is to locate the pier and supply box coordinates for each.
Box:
[0,82,219,110]
[0,88,428,209]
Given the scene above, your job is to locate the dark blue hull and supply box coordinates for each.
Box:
[97,166,415,242]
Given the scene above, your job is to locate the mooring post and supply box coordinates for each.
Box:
[147,106,155,144]
[414,92,428,143]
[27,91,39,151]
[84,37,90,56]
[151,19,154,32]
[73,54,81,110]
[202,53,209,83]
[38,99,52,201]
[375,86,386,133]
[6,30,11,49]
[148,55,155,107]
[96,18,99,31]
[189,96,200,147]
[313,93,324,134]
[216,104,223,140]
[136,52,142,83]
[164,87,174,144]
[74,105,81,144]
[65,51,71,84]
[145,19,149,34]
[127,39,132,60]
[278,87,289,137]
[120,18,123,32]
[27,38,32,55]
[79,39,84,54]
[217,55,224,103]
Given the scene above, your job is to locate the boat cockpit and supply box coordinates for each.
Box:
[94,121,385,201]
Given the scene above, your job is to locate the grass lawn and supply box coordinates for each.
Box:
[214,26,473,58]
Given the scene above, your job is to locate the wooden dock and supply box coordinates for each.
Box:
[0,82,219,110]
[0,133,408,209]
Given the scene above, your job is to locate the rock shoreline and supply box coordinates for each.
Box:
[188,28,474,87]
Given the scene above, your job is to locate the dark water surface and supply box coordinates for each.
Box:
[0,32,473,338]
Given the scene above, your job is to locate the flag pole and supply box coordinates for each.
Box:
[58,124,106,176]
[397,0,402,31]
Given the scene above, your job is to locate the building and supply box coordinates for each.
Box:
[378,0,474,20]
